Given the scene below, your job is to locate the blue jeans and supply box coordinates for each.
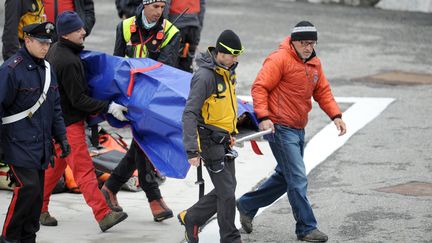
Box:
[237,124,317,237]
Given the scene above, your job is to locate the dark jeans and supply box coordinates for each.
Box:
[186,157,241,243]
[1,165,44,243]
[237,124,318,237]
[105,140,161,202]
[177,26,200,73]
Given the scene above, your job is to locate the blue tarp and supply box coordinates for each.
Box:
[81,51,257,179]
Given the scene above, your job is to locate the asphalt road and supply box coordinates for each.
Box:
[1,1,432,242]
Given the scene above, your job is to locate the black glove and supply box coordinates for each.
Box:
[59,139,71,158]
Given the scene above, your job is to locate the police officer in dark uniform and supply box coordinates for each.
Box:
[0,22,70,243]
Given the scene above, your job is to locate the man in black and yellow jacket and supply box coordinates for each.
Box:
[178,30,244,243]
[103,0,180,223]
[2,0,45,60]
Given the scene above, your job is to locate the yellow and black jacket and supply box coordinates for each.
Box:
[2,0,45,60]
[182,47,238,158]
[113,4,180,67]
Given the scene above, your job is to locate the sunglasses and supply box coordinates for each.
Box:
[219,42,244,56]
[300,40,317,48]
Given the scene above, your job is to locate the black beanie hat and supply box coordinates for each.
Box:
[216,30,243,55]
[291,21,318,41]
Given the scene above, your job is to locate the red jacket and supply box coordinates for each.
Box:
[251,37,341,129]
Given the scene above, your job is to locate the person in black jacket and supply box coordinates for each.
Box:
[39,11,128,232]
[102,0,178,223]
[0,22,70,243]
[113,0,180,67]
[2,0,45,60]
[2,0,96,61]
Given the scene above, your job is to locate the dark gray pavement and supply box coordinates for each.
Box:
[1,1,432,242]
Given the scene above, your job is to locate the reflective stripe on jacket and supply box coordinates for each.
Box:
[122,17,179,58]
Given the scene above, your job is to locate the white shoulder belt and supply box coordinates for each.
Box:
[2,60,52,124]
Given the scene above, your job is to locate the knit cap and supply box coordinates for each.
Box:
[216,30,243,55]
[291,21,318,41]
[56,11,84,36]
[142,0,166,5]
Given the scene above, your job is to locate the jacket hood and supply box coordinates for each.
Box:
[195,47,217,70]
[279,36,317,64]
[195,47,238,71]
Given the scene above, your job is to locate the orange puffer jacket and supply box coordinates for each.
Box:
[252,37,341,129]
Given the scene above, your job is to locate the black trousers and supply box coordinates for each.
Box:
[1,165,44,243]
[105,140,161,202]
[186,157,241,243]
[177,26,200,73]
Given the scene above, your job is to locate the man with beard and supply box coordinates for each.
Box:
[41,11,128,232]
[236,21,347,242]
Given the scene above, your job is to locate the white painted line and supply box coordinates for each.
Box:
[199,97,395,242]
[305,97,395,174]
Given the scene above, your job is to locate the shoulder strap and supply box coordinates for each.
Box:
[2,61,52,125]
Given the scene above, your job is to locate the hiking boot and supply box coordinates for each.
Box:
[236,200,253,233]
[101,185,123,212]
[98,211,128,232]
[297,229,328,242]
[39,211,58,226]
[149,198,173,222]
[177,210,199,243]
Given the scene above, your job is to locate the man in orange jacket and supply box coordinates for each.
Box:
[236,21,346,242]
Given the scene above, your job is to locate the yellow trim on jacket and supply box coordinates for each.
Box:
[19,0,45,40]
[201,66,238,134]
